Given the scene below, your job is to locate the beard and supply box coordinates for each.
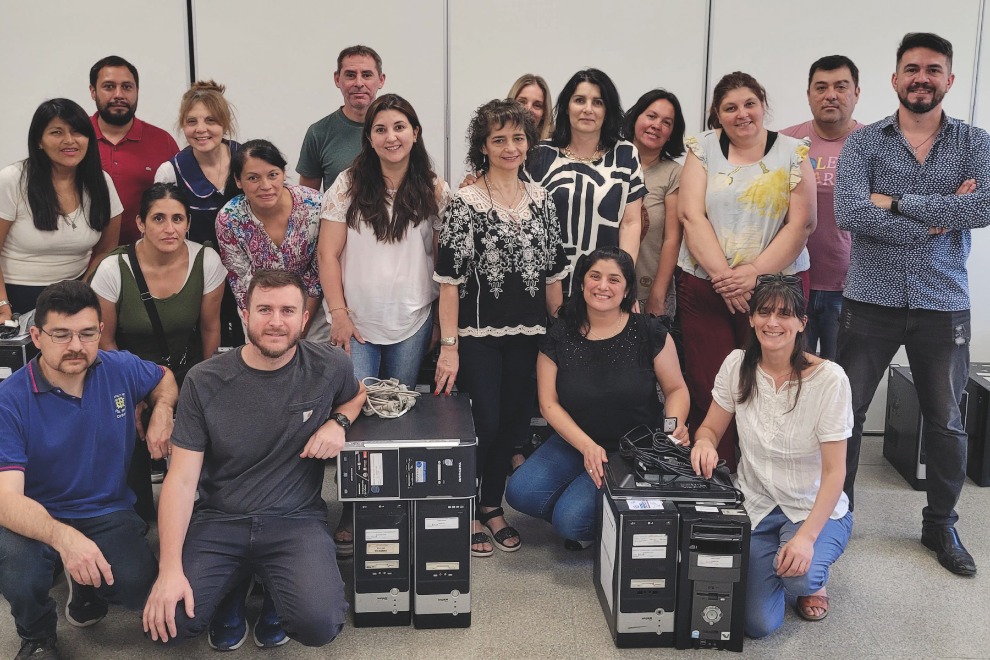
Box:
[246,325,302,360]
[98,103,135,126]
[898,84,945,114]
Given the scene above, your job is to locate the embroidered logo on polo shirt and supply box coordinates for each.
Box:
[114,393,127,419]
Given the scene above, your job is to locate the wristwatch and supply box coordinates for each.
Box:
[440,336,458,347]
[330,413,351,432]
[890,194,902,215]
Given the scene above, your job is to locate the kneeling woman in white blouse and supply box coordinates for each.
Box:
[691,275,852,637]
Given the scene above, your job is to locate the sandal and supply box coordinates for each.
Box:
[478,507,522,553]
[471,531,495,558]
[333,507,354,559]
[795,594,830,621]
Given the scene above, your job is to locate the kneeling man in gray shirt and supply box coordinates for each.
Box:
[142,269,366,648]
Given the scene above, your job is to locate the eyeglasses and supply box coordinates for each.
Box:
[40,328,101,344]
[756,274,802,286]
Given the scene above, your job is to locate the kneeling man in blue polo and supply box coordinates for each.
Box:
[0,281,178,660]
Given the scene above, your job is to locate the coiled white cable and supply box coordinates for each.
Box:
[361,377,421,419]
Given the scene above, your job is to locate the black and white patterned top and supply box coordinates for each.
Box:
[527,140,646,295]
[434,181,568,337]
[835,113,990,311]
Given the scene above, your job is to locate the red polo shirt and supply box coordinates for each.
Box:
[91,114,179,245]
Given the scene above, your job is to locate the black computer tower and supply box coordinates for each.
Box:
[884,365,969,490]
[594,484,678,648]
[352,501,411,627]
[674,503,750,652]
[338,393,477,501]
[411,499,472,628]
[0,335,37,380]
[966,363,990,486]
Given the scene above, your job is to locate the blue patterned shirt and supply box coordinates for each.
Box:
[834,113,990,311]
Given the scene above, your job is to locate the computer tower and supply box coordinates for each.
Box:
[411,499,472,628]
[594,481,678,648]
[883,365,969,490]
[338,393,477,501]
[352,501,411,627]
[674,503,750,652]
[966,363,990,486]
[0,335,37,380]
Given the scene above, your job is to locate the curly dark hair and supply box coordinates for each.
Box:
[465,99,539,173]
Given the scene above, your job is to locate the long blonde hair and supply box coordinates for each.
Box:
[507,74,554,140]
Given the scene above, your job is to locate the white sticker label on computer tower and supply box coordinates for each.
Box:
[424,517,459,530]
[370,453,384,486]
[698,554,733,568]
[425,562,460,571]
[0,368,10,379]
[365,560,400,569]
[632,534,668,547]
[626,499,664,510]
[695,505,719,513]
[366,543,400,554]
[365,528,400,541]
[631,547,666,559]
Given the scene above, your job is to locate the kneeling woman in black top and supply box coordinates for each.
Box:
[505,246,689,546]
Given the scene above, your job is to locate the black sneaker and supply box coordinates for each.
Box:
[16,636,62,659]
[64,574,108,627]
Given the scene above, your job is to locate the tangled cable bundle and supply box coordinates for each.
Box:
[618,424,743,501]
[361,377,421,418]
[618,424,702,478]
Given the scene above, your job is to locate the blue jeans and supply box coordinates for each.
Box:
[505,433,598,542]
[746,508,853,639]
[805,289,843,359]
[349,316,432,386]
[160,516,347,648]
[836,298,969,526]
[0,509,157,641]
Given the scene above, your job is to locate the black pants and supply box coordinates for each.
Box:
[456,334,539,509]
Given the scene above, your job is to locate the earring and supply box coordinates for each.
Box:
[482,154,489,170]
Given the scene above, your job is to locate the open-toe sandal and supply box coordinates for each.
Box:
[333,514,354,559]
[478,506,522,553]
[795,594,829,621]
[471,531,494,558]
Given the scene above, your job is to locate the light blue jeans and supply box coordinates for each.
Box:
[746,507,853,639]
[505,433,599,542]
[349,316,433,386]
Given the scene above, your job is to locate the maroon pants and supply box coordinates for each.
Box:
[677,270,809,471]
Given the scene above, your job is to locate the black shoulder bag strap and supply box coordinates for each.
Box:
[126,243,173,367]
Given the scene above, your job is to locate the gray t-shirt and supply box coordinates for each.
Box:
[296,108,363,191]
[173,340,360,520]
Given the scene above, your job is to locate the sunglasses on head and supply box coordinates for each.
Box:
[756,273,801,286]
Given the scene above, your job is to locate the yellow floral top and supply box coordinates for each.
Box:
[677,130,811,280]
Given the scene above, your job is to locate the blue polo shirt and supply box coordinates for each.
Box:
[0,350,164,519]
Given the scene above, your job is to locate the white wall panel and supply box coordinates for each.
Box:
[448,0,709,181]
[191,0,446,182]
[0,0,189,167]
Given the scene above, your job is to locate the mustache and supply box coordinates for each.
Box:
[61,352,87,361]
[908,83,935,92]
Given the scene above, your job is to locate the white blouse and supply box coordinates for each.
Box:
[90,240,228,302]
[712,349,852,529]
[320,169,450,345]
[0,162,122,285]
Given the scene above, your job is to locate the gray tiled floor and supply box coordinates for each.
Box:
[3,437,989,659]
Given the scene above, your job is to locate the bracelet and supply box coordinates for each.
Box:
[328,306,350,315]
[0,300,9,309]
